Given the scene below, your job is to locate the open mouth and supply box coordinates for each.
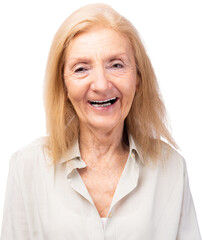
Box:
[89,97,118,107]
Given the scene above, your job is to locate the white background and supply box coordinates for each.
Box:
[0,0,201,233]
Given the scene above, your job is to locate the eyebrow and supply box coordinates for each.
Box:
[67,57,92,66]
[67,53,130,66]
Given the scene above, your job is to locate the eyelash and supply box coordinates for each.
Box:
[73,61,125,74]
[74,67,88,73]
[111,63,124,69]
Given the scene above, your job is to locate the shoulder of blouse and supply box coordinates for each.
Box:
[156,140,186,173]
[9,136,187,176]
[9,137,48,167]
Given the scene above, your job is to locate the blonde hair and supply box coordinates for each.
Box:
[44,3,177,165]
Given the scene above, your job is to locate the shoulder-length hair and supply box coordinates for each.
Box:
[44,3,177,165]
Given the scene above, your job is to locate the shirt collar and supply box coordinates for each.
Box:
[58,140,86,177]
[58,140,81,164]
[57,133,144,175]
[128,134,145,165]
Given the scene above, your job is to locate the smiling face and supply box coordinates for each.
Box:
[64,27,138,133]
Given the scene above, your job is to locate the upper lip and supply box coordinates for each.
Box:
[89,97,117,103]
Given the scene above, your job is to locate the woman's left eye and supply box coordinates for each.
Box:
[111,63,124,69]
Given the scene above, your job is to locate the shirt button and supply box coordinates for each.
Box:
[108,212,112,218]
[131,152,135,158]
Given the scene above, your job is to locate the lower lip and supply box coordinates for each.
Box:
[88,99,119,111]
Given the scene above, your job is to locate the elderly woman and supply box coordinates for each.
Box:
[1,3,201,240]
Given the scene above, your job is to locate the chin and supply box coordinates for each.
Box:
[88,119,122,131]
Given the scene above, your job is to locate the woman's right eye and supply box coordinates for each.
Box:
[74,67,88,73]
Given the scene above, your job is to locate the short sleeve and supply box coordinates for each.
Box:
[0,153,30,240]
[177,159,201,240]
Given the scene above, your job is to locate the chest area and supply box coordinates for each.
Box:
[77,167,123,216]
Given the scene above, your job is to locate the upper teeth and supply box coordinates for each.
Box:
[90,97,116,104]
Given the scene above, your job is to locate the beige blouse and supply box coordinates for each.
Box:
[1,135,201,240]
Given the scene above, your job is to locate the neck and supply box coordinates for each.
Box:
[79,122,128,168]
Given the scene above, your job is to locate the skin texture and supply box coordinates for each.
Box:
[64,27,139,217]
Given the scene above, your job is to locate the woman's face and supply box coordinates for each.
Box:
[64,27,138,132]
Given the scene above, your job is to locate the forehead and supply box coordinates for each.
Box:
[66,27,134,61]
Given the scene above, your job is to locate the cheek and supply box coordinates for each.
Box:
[64,69,88,107]
[67,90,81,104]
[65,81,89,110]
[109,69,137,91]
[121,77,137,99]
[64,81,77,104]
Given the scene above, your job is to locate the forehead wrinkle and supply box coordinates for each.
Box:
[67,52,132,67]
[66,28,135,66]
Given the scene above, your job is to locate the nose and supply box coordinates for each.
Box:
[90,65,111,92]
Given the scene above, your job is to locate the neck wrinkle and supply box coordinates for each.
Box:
[78,122,128,167]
